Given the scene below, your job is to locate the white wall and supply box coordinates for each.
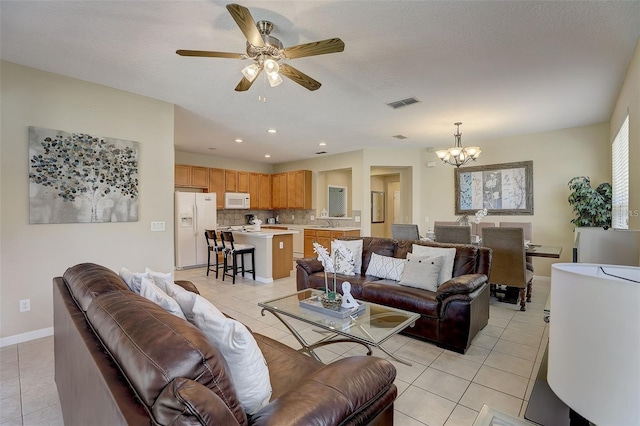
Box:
[0,62,175,343]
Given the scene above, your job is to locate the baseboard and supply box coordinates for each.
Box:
[533,275,550,282]
[0,327,53,348]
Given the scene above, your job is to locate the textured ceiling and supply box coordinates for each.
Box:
[2,1,639,164]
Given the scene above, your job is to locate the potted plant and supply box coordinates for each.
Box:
[567,176,612,228]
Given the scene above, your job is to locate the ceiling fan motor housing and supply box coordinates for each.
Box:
[246,21,283,59]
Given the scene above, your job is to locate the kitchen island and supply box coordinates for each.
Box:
[222,228,299,283]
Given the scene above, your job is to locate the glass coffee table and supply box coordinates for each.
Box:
[259,289,420,365]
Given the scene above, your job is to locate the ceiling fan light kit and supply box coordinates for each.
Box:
[435,122,482,167]
[176,3,345,92]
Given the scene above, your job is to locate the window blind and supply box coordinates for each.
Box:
[612,115,629,229]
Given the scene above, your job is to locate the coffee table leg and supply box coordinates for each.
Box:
[261,308,323,362]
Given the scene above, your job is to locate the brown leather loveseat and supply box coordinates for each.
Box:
[296,237,492,353]
[53,263,397,425]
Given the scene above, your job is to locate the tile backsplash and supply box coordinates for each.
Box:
[216,209,361,228]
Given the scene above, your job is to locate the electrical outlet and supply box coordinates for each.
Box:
[291,215,294,220]
[310,215,315,221]
[19,299,30,312]
[355,216,361,223]
[425,216,429,223]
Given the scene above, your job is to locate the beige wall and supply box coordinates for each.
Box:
[610,37,640,232]
[0,62,175,343]
[421,123,611,276]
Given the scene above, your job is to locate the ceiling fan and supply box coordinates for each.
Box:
[176,3,345,92]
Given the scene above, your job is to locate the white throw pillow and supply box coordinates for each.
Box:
[164,281,198,322]
[119,267,149,294]
[411,245,457,286]
[399,256,443,292]
[326,240,356,276]
[365,252,406,281]
[139,277,187,320]
[191,295,272,415]
[145,267,173,292]
[338,239,364,274]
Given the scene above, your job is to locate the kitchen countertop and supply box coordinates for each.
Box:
[216,227,299,238]
[266,224,361,232]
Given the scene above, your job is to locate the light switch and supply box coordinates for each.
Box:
[279,241,284,249]
[151,221,165,231]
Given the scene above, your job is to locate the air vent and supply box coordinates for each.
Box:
[386,97,420,109]
[392,134,408,140]
[315,151,328,155]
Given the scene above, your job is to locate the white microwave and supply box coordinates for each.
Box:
[224,192,250,209]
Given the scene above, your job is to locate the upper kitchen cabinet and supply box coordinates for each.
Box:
[272,173,288,209]
[224,170,237,192]
[175,165,208,189]
[287,170,312,209]
[208,168,225,209]
[250,173,272,210]
[224,170,249,193]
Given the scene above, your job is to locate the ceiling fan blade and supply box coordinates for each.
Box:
[235,68,262,91]
[279,63,321,91]
[282,38,345,59]
[176,49,244,59]
[226,4,264,47]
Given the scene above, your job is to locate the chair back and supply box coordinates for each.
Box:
[499,222,532,240]
[433,221,459,227]
[204,229,220,249]
[391,224,420,240]
[219,231,236,251]
[434,225,472,244]
[482,227,527,288]
[473,222,495,237]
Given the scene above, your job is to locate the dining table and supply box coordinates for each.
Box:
[525,244,562,259]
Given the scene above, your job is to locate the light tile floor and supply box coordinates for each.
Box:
[0,267,550,426]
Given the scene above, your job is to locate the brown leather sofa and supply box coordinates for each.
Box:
[296,237,492,354]
[54,263,397,425]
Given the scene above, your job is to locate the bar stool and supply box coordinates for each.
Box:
[204,230,224,278]
[220,231,255,284]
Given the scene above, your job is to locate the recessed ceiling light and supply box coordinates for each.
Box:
[264,154,271,158]
[267,129,277,134]
[235,138,243,143]
[319,142,327,146]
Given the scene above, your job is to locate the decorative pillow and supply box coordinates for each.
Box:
[400,255,443,292]
[325,240,356,276]
[191,295,272,414]
[145,267,173,292]
[365,252,407,281]
[119,267,149,294]
[164,281,198,322]
[338,239,364,274]
[139,277,187,320]
[411,245,456,286]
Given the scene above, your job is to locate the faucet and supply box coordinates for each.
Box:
[324,219,333,228]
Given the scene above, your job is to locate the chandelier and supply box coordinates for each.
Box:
[435,122,481,167]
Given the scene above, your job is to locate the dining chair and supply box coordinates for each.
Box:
[433,221,459,227]
[219,231,255,284]
[434,225,472,244]
[473,222,495,238]
[482,227,533,311]
[500,222,535,277]
[391,224,420,240]
[204,230,224,278]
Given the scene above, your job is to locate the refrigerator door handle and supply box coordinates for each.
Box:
[193,204,197,236]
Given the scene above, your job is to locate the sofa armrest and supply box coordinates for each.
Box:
[153,377,242,425]
[174,280,200,294]
[295,257,324,275]
[436,274,487,301]
[250,356,396,426]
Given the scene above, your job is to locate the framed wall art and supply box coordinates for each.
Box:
[454,161,533,216]
[29,126,139,224]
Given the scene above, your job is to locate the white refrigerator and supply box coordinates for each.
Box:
[175,192,217,269]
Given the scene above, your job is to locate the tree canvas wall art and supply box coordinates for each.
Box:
[29,126,139,224]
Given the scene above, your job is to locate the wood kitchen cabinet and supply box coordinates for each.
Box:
[250,172,273,210]
[208,168,225,209]
[237,171,249,193]
[303,228,361,257]
[175,165,208,189]
[271,173,288,209]
[259,173,272,210]
[224,170,237,192]
[287,170,312,209]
